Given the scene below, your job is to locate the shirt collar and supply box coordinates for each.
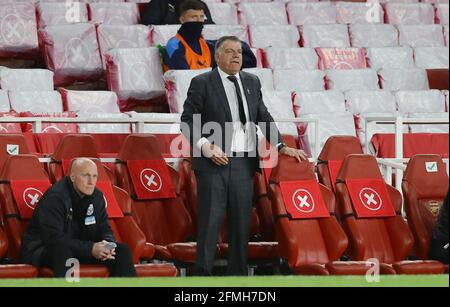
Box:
[218,67,240,84]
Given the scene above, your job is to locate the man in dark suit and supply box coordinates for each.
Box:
[181,36,307,276]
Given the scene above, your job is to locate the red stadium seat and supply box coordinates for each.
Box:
[402,154,449,260]
[0,155,109,277]
[108,185,177,277]
[317,136,363,195]
[268,155,370,275]
[115,135,197,266]
[334,154,445,274]
[255,135,297,241]
[0,227,38,278]
[48,134,101,183]
[0,134,31,172]
[427,69,449,90]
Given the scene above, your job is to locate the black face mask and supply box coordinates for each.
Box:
[179,21,204,40]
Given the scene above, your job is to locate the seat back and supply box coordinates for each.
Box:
[108,186,147,264]
[268,155,348,268]
[402,154,449,259]
[256,135,297,241]
[116,134,193,246]
[49,134,100,183]
[317,136,363,193]
[335,154,413,263]
[0,155,49,261]
[0,135,30,173]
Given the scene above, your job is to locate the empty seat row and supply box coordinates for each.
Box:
[267,153,445,275]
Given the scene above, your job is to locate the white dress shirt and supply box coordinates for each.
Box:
[197,68,256,153]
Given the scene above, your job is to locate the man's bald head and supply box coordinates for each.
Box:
[70,158,98,196]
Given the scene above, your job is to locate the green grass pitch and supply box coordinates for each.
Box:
[0,275,448,287]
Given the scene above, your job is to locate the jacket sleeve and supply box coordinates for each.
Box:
[255,78,282,147]
[181,76,206,148]
[96,195,116,243]
[164,39,189,70]
[39,194,94,258]
[140,0,165,25]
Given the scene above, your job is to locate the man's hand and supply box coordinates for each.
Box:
[279,146,308,162]
[92,240,116,261]
[202,143,229,166]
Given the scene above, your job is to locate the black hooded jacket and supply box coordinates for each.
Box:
[21,177,115,266]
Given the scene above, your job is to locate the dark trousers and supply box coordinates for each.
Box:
[40,242,137,277]
[195,157,256,276]
[429,239,449,265]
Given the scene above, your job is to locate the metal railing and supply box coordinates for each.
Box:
[365,116,449,159]
[0,116,321,159]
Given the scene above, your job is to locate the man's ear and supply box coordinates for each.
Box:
[179,16,185,24]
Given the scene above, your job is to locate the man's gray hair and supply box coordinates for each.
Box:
[215,36,241,53]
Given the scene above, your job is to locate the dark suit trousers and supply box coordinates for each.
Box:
[195,157,257,276]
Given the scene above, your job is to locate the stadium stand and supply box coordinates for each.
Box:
[0,0,449,280]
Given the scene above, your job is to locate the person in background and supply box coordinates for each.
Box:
[141,0,215,25]
[163,0,256,71]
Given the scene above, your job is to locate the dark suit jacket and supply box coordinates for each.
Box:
[181,68,282,172]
